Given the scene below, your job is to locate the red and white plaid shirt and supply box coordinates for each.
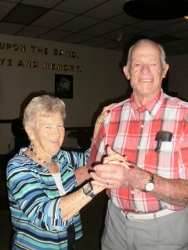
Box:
[88,90,188,213]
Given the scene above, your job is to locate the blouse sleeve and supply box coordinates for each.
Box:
[62,148,91,169]
[6,158,73,231]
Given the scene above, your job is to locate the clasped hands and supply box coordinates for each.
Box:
[90,146,137,189]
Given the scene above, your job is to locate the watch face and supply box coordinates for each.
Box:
[83,182,95,198]
[84,183,91,193]
[146,182,154,191]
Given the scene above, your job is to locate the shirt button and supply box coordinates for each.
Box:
[131,190,134,194]
[141,124,144,128]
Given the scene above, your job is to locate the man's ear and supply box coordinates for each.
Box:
[123,66,130,80]
[25,125,34,140]
[162,64,169,78]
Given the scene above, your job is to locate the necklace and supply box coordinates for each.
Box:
[29,144,55,167]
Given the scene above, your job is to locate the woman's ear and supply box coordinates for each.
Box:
[123,66,130,80]
[25,126,34,140]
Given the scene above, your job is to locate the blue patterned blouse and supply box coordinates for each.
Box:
[6,147,91,250]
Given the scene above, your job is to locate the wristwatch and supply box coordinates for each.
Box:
[143,173,155,192]
[83,182,96,198]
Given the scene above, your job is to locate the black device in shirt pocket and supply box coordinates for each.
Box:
[155,131,173,152]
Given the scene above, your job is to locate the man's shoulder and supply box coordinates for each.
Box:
[165,94,188,109]
[111,98,130,111]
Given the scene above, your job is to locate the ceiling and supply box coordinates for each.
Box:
[0,0,188,57]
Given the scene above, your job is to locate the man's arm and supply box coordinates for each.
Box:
[90,146,188,207]
[90,163,188,207]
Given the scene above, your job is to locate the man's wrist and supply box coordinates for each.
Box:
[142,172,155,192]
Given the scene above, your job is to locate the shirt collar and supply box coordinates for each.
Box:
[130,91,162,114]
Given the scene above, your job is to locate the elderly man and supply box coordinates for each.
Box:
[89,39,188,250]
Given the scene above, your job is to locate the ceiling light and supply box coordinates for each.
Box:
[123,0,188,20]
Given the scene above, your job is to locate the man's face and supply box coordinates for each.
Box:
[123,43,169,99]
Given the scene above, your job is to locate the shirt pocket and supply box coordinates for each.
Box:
[154,140,176,154]
[159,141,174,152]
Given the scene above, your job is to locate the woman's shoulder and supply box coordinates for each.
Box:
[7,147,38,175]
[8,147,29,165]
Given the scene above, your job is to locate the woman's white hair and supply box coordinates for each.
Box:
[126,39,166,67]
[23,95,66,128]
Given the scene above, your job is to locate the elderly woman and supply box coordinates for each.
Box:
[6,95,114,250]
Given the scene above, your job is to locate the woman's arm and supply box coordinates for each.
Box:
[75,103,116,185]
[59,182,105,222]
[74,165,91,185]
[7,162,67,230]
[90,103,116,148]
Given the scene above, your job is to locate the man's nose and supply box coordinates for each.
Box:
[142,64,150,74]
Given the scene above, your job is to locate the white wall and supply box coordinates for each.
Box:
[0,34,127,154]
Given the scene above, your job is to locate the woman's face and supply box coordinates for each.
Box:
[27,111,65,158]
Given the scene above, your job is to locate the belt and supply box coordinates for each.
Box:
[121,209,176,223]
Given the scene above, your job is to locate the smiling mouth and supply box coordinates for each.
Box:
[50,140,59,143]
[140,79,152,82]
